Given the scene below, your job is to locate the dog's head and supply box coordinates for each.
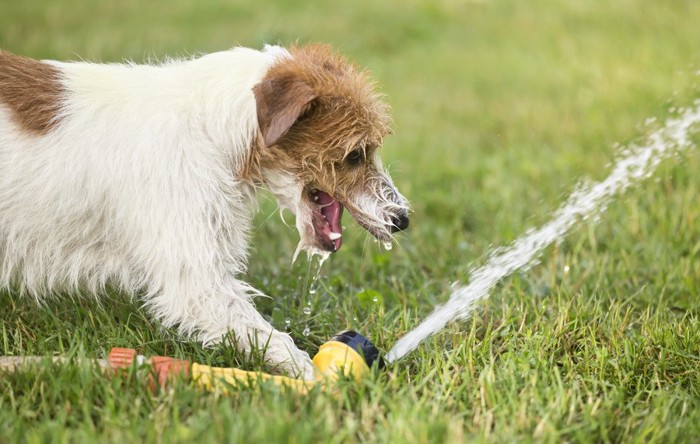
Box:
[251,44,409,258]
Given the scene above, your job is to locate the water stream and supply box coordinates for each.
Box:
[386,101,700,363]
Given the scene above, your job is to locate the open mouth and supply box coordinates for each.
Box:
[309,189,344,252]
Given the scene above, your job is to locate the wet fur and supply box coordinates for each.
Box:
[253,46,408,251]
[0,44,408,379]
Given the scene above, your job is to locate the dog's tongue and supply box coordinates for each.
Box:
[317,191,343,251]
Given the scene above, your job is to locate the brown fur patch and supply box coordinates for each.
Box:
[0,50,64,134]
[250,44,392,204]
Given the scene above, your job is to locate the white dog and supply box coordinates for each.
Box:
[0,44,409,379]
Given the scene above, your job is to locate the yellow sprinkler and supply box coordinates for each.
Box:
[107,330,384,394]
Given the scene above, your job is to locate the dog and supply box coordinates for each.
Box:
[0,44,409,379]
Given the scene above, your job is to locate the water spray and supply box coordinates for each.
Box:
[387,101,700,362]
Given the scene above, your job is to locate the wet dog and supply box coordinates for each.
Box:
[0,44,409,378]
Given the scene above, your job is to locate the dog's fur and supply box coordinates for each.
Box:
[0,44,408,378]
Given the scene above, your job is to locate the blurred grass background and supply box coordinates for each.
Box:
[1,0,700,442]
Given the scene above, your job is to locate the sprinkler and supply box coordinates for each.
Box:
[108,330,383,394]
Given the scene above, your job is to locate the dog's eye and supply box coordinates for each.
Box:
[345,149,364,166]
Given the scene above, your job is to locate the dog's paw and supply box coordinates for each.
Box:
[264,332,316,380]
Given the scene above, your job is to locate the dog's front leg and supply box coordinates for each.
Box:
[214,296,317,380]
[152,279,315,380]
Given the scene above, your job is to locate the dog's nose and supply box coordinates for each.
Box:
[390,212,410,232]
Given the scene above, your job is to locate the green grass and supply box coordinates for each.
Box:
[2,0,700,442]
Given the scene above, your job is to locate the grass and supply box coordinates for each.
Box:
[1,0,700,442]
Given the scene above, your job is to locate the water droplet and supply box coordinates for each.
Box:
[302,326,311,336]
[302,306,311,315]
[457,240,471,251]
[382,241,393,251]
[316,254,328,273]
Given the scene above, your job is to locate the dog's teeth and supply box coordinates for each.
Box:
[328,232,342,240]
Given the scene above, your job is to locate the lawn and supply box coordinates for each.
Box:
[1,0,700,442]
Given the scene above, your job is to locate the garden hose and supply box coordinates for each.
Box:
[0,331,383,394]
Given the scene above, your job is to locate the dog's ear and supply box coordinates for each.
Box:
[253,74,317,148]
